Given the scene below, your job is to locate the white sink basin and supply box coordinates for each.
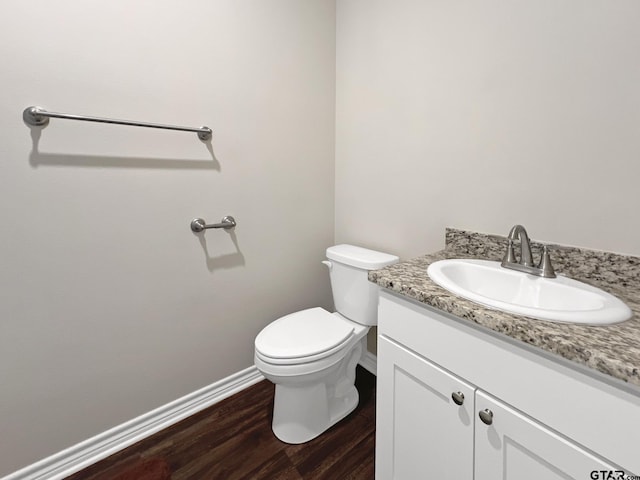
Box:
[427,259,632,325]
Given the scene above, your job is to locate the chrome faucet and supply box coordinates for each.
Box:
[501,225,556,278]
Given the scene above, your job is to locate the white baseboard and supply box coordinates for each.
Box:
[3,366,264,480]
[359,351,377,376]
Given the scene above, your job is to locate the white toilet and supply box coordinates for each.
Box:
[254,244,398,444]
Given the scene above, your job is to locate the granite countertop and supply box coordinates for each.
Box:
[369,228,640,389]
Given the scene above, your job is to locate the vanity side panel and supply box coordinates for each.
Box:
[378,291,640,475]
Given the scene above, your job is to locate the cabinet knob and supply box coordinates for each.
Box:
[479,409,494,425]
[451,391,465,405]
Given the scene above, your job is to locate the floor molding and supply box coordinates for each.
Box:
[359,351,377,376]
[3,366,264,480]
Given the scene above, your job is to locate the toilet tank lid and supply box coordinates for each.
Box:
[326,244,399,270]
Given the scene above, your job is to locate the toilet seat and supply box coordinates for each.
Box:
[255,308,356,365]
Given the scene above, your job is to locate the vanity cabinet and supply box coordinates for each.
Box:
[375,291,640,479]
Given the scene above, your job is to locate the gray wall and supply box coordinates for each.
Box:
[0,1,335,475]
[336,0,640,259]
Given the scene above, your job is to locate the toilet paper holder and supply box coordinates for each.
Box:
[190,216,236,233]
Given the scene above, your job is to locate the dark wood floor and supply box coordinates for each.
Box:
[65,366,376,480]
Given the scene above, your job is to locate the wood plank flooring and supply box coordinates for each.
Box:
[65,366,376,480]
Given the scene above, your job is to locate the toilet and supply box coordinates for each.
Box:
[254,244,399,444]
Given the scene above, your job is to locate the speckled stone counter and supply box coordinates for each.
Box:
[369,228,640,389]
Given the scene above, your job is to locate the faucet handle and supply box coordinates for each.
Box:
[502,239,517,265]
[537,245,556,278]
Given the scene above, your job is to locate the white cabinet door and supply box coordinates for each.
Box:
[376,336,476,480]
[475,390,620,480]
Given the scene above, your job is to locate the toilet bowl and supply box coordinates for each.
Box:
[254,245,398,444]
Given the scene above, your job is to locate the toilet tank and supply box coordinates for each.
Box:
[326,245,399,326]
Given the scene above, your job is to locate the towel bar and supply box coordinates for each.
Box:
[23,106,212,141]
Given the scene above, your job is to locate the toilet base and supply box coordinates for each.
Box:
[270,339,364,444]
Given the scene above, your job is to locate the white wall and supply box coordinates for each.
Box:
[336,0,640,259]
[0,1,335,475]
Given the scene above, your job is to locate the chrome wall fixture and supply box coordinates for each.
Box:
[190,216,236,233]
[23,106,212,141]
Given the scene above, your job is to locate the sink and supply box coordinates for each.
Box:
[427,259,632,325]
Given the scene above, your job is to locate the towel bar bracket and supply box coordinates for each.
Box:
[23,106,49,126]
